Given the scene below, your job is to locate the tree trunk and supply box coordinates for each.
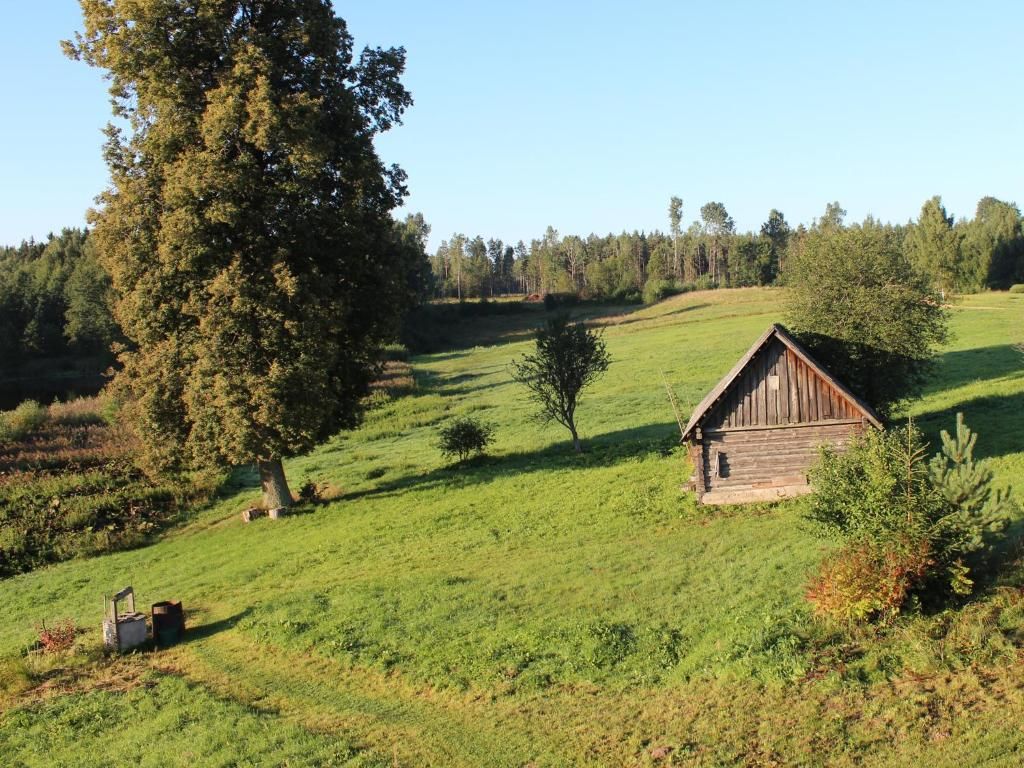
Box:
[569,424,582,453]
[258,458,293,512]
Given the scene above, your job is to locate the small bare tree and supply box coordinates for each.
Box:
[511,314,611,452]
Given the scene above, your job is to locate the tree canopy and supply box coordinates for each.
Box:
[785,222,948,416]
[65,0,423,507]
[511,314,610,452]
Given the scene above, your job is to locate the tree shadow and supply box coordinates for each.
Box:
[927,345,1024,395]
[415,367,511,397]
[183,608,253,643]
[404,301,652,354]
[340,421,683,503]
[913,391,1024,460]
[594,302,713,328]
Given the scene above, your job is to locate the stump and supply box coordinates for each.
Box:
[241,507,264,523]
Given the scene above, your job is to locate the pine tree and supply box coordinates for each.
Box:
[65,1,416,510]
[928,413,1013,553]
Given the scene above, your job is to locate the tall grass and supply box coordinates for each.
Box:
[0,395,208,577]
[0,400,47,443]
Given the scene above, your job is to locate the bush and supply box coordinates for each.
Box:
[1009,284,1024,293]
[543,292,579,311]
[0,400,48,443]
[693,274,717,291]
[642,279,684,305]
[438,417,494,463]
[806,538,933,624]
[805,417,1012,621]
[297,481,324,504]
[610,288,642,304]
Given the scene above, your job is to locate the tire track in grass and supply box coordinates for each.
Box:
[162,624,560,768]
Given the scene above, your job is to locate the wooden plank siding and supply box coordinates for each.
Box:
[682,325,882,504]
[703,339,860,431]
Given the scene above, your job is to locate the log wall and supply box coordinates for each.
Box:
[701,422,864,493]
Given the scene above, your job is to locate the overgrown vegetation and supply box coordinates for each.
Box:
[805,416,1013,623]
[0,397,209,577]
[0,400,47,443]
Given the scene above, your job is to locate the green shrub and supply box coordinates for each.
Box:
[928,413,1015,556]
[0,400,48,443]
[693,274,717,291]
[610,287,642,304]
[1008,284,1024,293]
[543,292,579,311]
[438,417,494,463]
[642,279,684,305]
[805,417,1012,620]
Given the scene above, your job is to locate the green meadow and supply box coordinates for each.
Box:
[1,288,1022,767]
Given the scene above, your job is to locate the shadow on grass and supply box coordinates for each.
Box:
[341,421,683,503]
[913,390,1024,460]
[184,609,253,643]
[594,302,713,328]
[415,367,511,398]
[927,345,1024,395]
[405,301,651,355]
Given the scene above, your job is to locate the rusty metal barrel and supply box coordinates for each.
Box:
[151,600,185,646]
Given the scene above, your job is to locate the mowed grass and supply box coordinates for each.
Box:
[1,288,1023,766]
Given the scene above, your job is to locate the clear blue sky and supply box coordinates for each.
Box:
[2,1,1022,250]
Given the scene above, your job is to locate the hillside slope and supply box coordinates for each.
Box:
[2,288,1023,767]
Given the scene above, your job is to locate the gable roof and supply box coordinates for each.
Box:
[681,323,883,440]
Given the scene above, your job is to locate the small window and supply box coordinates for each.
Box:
[712,450,728,478]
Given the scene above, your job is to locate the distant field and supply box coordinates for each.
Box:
[1,288,1022,767]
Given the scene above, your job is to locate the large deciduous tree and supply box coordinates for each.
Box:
[65,1,418,510]
[785,222,948,417]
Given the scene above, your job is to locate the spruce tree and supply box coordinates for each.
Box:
[904,196,963,294]
[65,1,417,510]
[928,412,1012,553]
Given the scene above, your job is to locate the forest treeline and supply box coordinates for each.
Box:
[2,195,1022,380]
[0,228,117,367]
[430,196,1024,301]
[0,215,432,383]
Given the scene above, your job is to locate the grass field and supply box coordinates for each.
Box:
[1,288,1022,766]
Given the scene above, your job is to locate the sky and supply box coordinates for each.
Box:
[1,1,1022,251]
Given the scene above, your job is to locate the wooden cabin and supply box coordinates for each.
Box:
[682,324,882,505]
